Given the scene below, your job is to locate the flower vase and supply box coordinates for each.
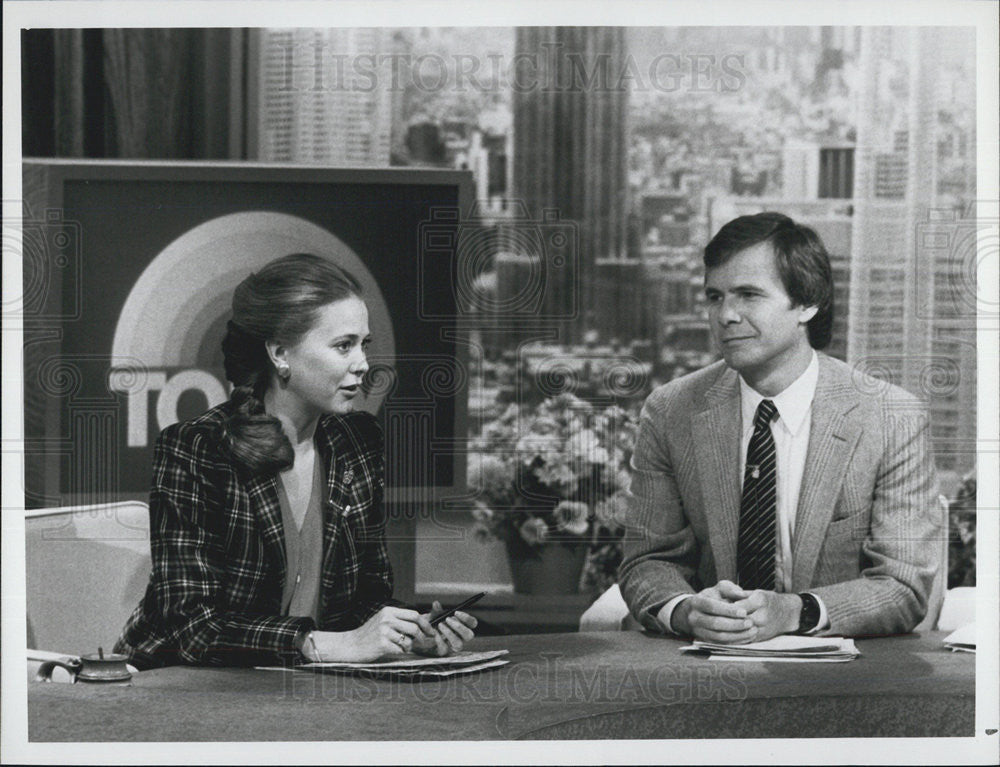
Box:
[504,536,588,596]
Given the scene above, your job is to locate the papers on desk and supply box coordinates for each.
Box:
[259,650,510,679]
[943,624,975,653]
[681,635,860,662]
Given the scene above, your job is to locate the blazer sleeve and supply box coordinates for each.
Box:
[340,413,402,626]
[810,406,941,636]
[147,425,314,665]
[617,388,702,631]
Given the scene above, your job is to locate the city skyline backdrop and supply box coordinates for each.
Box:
[20,25,980,482]
[17,23,985,591]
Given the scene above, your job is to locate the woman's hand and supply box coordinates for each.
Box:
[411,600,478,657]
[302,606,432,663]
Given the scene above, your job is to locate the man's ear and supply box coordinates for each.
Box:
[798,305,819,324]
[264,340,286,369]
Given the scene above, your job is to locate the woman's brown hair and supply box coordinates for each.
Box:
[220,253,362,473]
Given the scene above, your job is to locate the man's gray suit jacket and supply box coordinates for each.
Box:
[618,353,941,637]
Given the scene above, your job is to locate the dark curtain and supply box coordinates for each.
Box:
[21,28,248,160]
[20,28,250,507]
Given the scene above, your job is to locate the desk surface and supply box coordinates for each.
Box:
[29,631,974,741]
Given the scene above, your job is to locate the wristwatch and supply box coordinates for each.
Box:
[796,593,821,634]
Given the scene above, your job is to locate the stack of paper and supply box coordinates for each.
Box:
[943,624,975,653]
[681,635,860,662]
[295,649,510,679]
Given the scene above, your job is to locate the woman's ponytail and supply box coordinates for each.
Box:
[219,321,293,474]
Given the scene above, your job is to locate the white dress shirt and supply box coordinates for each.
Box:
[661,351,830,634]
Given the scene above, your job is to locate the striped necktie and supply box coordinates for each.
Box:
[737,399,778,591]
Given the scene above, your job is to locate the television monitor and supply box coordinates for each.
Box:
[21,160,473,515]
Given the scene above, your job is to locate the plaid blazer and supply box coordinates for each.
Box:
[115,402,396,669]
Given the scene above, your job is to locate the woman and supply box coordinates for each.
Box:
[115,254,475,668]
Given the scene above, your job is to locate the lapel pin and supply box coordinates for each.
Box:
[343,468,354,485]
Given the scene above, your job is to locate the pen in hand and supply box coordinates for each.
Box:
[430,592,486,628]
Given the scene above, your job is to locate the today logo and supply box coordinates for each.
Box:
[110,368,228,447]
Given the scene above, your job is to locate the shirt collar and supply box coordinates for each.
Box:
[739,351,819,437]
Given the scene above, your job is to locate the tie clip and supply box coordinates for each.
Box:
[749,465,760,479]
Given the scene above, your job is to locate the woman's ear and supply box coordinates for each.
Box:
[264,340,286,370]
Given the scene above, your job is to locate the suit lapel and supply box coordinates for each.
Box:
[791,356,864,591]
[692,367,743,583]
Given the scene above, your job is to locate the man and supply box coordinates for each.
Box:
[618,212,940,641]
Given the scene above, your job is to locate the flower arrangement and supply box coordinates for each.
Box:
[466,392,638,593]
[947,470,976,588]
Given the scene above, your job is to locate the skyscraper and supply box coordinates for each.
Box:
[848,27,978,478]
[251,28,392,165]
[511,27,629,340]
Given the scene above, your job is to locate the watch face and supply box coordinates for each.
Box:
[799,593,820,632]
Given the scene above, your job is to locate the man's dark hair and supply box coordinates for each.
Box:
[704,212,834,349]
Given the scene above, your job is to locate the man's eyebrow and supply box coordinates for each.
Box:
[704,282,764,292]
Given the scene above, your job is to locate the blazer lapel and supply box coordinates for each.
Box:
[791,356,864,591]
[316,417,353,601]
[691,367,743,583]
[244,471,287,579]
